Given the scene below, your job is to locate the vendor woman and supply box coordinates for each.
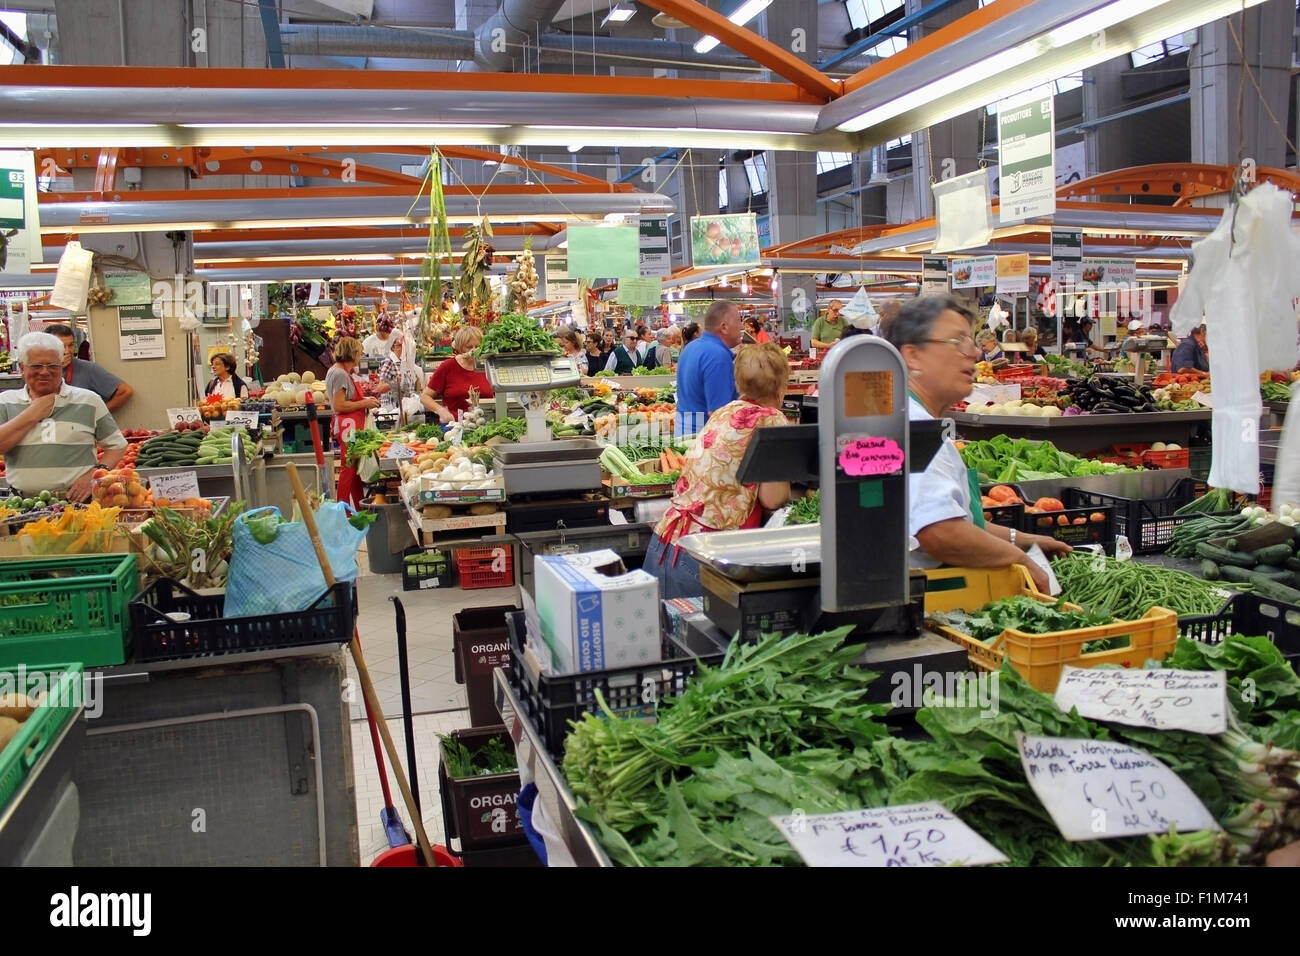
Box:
[421,325,494,424]
[205,352,250,400]
[646,341,792,599]
[884,295,1071,594]
[327,337,382,508]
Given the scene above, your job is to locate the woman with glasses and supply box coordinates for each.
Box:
[883,295,1071,594]
[974,328,1003,362]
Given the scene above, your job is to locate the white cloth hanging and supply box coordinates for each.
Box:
[1170,183,1300,494]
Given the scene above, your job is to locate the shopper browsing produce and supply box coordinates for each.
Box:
[975,328,1003,362]
[328,336,382,508]
[205,351,250,400]
[646,341,792,599]
[421,325,494,423]
[0,332,127,503]
[604,329,641,374]
[884,295,1071,593]
[675,300,743,436]
[681,322,701,347]
[810,299,845,349]
[1171,323,1210,373]
[45,323,134,415]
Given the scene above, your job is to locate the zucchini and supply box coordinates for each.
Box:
[195,455,217,465]
[1283,556,1300,574]
[1243,576,1300,604]
[1196,543,1258,568]
[1251,543,1294,566]
[1200,559,1220,581]
[1249,565,1295,582]
[1217,565,1256,584]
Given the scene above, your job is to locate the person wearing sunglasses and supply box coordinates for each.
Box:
[884,295,1071,595]
[0,332,127,504]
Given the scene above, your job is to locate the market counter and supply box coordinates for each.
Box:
[950,408,1213,454]
[72,643,357,866]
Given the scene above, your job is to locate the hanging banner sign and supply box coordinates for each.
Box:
[921,257,949,295]
[639,217,672,278]
[998,87,1057,223]
[568,223,639,279]
[1051,228,1084,283]
[689,213,761,269]
[544,254,582,302]
[932,169,994,253]
[616,277,662,307]
[0,150,43,276]
[950,255,997,289]
[995,254,1031,294]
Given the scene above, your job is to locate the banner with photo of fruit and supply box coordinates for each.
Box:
[689,213,762,269]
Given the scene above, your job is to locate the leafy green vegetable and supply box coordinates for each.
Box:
[245,512,283,545]
[348,510,377,531]
[440,734,518,777]
[786,490,820,525]
[593,370,616,377]
[474,312,560,357]
[934,595,1115,643]
[344,428,387,465]
[960,434,1138,483]
[548,386,586,402]
[461,417,527,446]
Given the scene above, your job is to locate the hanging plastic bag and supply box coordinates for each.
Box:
[49,241,94,313]
[223,503,365,618]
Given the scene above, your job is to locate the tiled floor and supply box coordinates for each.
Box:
[347,542,521,862]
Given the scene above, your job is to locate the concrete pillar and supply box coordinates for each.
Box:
[763,0,819,247]
[1190,0,1295,169]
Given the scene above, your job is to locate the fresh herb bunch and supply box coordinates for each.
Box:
[440,734,518,777]
[344,428,387,465]
[786,490,820,525]
[632,366,663,376]
[475,313,560,356]
[462,417,527,446]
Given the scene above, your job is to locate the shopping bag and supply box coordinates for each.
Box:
[223,503,366,618]
[49,241,94,312]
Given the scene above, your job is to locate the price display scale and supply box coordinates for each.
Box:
[676,336,970,709]
[482,352,583,442]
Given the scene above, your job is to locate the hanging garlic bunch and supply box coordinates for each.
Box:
[244,328,261,367]
[507,238,538,312]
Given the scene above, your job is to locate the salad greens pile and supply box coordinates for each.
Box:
[960,434,1137,483]
[474,312,560,356]
[931,595,1114,643]
[786,490,821,525]
[440,734,518,777]
[462,416,527,446]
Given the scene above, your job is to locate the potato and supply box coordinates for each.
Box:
[0,694,35,721]
[0,716,20,752]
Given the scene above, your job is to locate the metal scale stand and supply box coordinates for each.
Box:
[678,336,968,709]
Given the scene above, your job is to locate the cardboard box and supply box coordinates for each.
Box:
[529,548,661,675]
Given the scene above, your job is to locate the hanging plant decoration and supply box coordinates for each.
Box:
[418,149,454,349]
[457,217,496,326]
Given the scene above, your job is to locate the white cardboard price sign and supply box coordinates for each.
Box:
[386,442,416,460]
[224,410,260,428]
[1054,667,1227,735]
[148,470,201,503]
[167,407,201,425]
[1017,733,1218,841]
[770,802,1008,867]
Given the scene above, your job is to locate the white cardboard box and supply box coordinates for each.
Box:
[530,549,661,674]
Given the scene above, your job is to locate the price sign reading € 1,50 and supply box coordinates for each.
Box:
[1054,667,1227,735]
[769,802,1007,867]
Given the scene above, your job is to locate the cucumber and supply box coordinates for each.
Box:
[1243,576,1300,604]
[1217,565,1256,584]
[1196,543,1258,568]
[1251,543,1294,566]
[1200,559,1220,581]
[195,455,217,465]
[1284,556,1300,574]
[212,456,234,464]
[1249,565,1294,582]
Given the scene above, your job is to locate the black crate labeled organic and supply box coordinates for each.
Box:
[452,604,517,727]
[437,726,526,854]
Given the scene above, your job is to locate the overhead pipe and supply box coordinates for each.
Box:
[467,0,569,72]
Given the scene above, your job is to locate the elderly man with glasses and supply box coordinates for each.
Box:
[0,332,127,503]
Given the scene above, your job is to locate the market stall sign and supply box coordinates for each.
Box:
[103,273,154,307]
[1051,228,1084,284]
[0,150,43,276]
[689,213,761,269]
[568,223,639,279]
[117,304,167,360]
[543,254,581,302]
[224,410,260,429]
[617,277,662,308]
[166,407,202,426]
[148,470,201,503]
[997,87,1056,223]
[639,217,671,278]
[921,257,949,294]
[950,255,996,289]
[385,442,416,460]
[769,802,1008,867]
[1054,667,1227,735]
[1017,733,1218,841]
[995,254,1030,294]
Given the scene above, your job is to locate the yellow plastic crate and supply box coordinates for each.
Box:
[922,565,1041,614]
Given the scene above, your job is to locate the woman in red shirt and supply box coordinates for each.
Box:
[420,326,494,423]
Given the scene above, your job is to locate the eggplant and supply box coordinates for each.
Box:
[1093,401,1133,413]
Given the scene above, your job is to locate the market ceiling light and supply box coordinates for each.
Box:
[694,0,774,54]
[827,0,1269,140]
[601,2,637,27]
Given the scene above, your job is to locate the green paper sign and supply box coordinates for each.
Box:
[567,223,639,279]
[104,273,154,306]
[616,277,662,307]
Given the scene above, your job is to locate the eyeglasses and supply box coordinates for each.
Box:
[924,335,979,356]
[24,363,61,373]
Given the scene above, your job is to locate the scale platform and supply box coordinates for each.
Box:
[483,352,581,392]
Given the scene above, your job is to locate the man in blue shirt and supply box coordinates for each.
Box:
[675,300,743,436]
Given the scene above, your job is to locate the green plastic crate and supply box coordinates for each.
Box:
[0,664,83,813]
[0,554,136,667]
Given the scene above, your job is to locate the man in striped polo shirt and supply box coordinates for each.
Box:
[0,332,127,503]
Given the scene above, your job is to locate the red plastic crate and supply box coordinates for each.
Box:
[1142,447,1190,470]
[454,546,515,590]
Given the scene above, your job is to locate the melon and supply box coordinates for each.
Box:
[301,371,316,384]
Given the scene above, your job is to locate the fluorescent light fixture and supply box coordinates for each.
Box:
[694,0,773,54]
[835,0,1265,134]
[602,2,636,27]
[57,213,604,234]
[567,145,583,153]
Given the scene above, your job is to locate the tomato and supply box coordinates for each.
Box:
[1089,512,1107,523]
[1035,497,1065,512]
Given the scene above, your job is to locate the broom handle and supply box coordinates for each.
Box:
[285,463,437,868]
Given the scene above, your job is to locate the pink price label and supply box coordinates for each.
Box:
[838,437,905,477]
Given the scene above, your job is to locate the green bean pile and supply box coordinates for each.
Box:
[1053,552,1228,619]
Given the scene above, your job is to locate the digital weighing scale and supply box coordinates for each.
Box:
[481,351,582,443]
[677,336,969,708]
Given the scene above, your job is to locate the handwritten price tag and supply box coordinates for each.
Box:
[225,410,260,429]
[770,802,1007,867]
[1054,667,1227,735]
[1017,733,1218,841]
[148,471,201,503]
[386,442,416,460]
[167,407,201,425]
[837,436,905,476]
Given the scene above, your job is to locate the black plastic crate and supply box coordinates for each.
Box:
[437,725,527,855]
[452,604,517,727]
[401,545,454,592]
[504,610,723,762]
[129,578,355,662]
[1019,504,1115,546]
[981,502,1023,528]
[1065,478,1222,554]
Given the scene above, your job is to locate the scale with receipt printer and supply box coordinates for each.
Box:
[677,336,969,709]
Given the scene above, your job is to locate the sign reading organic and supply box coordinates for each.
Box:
[689,213,761,268]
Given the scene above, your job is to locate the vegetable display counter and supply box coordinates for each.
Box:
[951,409,1212,454]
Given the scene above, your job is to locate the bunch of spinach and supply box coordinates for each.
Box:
[440,734,518,778]
[935,596,1114,644]
[474,313,560,356]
